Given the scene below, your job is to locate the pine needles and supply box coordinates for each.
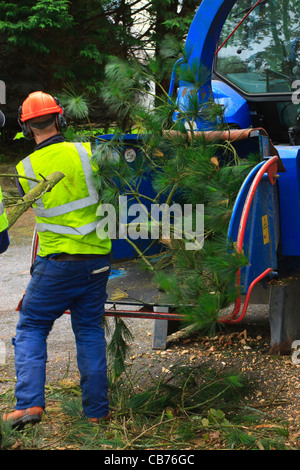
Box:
[127,363,247,415]
[106,318,134,380]
[0,367,291,450]
[91,55,262,338]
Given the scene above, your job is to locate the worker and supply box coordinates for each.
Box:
[3,91,112,429]
[0,186,9,254]
[0,109,10,254]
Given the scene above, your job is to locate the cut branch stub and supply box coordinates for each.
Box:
[6,171,65,228]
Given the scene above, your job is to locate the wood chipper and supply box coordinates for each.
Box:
[31,0,300,354]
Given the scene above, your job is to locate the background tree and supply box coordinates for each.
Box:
[0,0,200,142]
[146,0,199,99]
[0,0,137,136]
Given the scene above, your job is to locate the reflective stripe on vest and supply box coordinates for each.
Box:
[21,143,99,218]
[0,188,8,231]
[0,199,4,216]
[35,220,98,235]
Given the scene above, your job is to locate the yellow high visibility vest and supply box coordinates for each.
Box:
[16,141,111,257]
[0,186,8,232]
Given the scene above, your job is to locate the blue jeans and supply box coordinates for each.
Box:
[12,254,111,418]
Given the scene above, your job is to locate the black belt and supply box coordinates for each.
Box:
[48,253,110,261]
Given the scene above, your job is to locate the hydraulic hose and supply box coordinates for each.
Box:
[219,155,279,324]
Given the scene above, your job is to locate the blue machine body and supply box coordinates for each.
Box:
[174,0,244,130]
[173,0,300,292]
[96,134,163,261]
[227,128,282,294]
[174,79,252,130]
[98,0,300,291]
[275,146,300,256]
[211,80,252,129]
[228,167,280,294]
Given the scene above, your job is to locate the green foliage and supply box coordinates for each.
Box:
[59,396,82,418]
[106,318,134,380]
[0,0,200,138]
[0,0,73,53]
[95,55,260,334]
[59,85,89,121]
[0,372,291,450]
[127,363,247,415]
[163,14,195,32]
[100,58,150,131]
[27,0,73,31]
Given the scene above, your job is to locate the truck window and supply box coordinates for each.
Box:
[215,0,300,95]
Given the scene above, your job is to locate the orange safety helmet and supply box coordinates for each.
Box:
[19,91,62,122]
[18,91,67,139]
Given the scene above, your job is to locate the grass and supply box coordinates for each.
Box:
[0,363,295,451]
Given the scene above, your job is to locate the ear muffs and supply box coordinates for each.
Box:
[18,97,67,139]
[18,106,33,140]
[54,97,67,131]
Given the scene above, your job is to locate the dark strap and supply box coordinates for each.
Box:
[48,253,110,261]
